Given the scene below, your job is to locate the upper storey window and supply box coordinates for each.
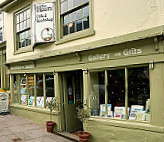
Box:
[0,12,4,42]
[15,7,31,50]
[60,0,89,36]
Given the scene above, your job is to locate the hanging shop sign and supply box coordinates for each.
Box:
[34,2,55,43]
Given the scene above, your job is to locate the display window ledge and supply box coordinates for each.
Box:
[10,104,60,115]
[88,117,164,133]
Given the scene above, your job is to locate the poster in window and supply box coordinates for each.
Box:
[34,2,55,43]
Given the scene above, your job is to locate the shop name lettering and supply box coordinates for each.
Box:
[36,5,53,23]
[88,48,142,61]
[10,65,34,70]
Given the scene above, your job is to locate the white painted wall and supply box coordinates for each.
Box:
[3,0,164,62]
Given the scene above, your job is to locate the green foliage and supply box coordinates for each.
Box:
[76,105,90,123]
[46,97,63,121]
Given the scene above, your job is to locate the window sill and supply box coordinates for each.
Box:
[88,117,164,133]
[10,104,59,115]
[13,45,33,55]
[56,29,95,45]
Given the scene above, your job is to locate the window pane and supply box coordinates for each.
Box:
[63,25,68,35]
[82,0,88,4]
[68,0,74,10]
[16,15,20,23]
[28,75,35,106]
[20,22,23,31]
[24,21,27,29]
[76,9,82,20]
[128,67,150,121]
[61,1,67,14]
[83,17,89,29]
[70,22,75,33]
[18,41,21,48]
[20,13,23,22]
[45,75,54,97]
[108,69,125,119]
[22,40,25,47]
[20,76,27,104]
[90,71,105,116]
[76,19,82,31]
[27,9,30,19]
[27,19,30,28]
[64,15,68,25]
[36,74,44,107]
[24,11,27,20]
[16,24,19,32]
[13,75,19,104]
[83,5,89,17]
[75,0,81,7]
[69,12,75,22]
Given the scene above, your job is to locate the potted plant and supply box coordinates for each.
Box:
[76,105,90,142]
[46,97,61,133]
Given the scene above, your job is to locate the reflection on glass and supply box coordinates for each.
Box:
[45,75,54,97]
[14,75,19,104]
[28,75,35,106]
[20,76,27,104]
[20,13,23,22]
[83,17,89,29]
[68,0,74,10]
[64,15,68,25]
[27,9,30,19]
[16,24,19,32]
[90,72,105,116]
[24,11,27,20]
[83,5,89,17]
[36,74,44,107]
[69,12,75,22]
[70,22,75,33]
[75,0,81,7]
[108,69,125,119]
[76,20,82,31]
[76,9,82,20]
[61,1,67,14]
[63,25,68,35]
[128,67,150,121]
[82,0,88,4]
[17,15,19,23]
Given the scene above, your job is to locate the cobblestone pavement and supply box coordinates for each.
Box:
[0,114,73,142]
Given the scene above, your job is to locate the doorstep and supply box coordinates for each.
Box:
[54,131,79,142]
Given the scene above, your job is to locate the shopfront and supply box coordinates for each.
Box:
[9,35,164,141]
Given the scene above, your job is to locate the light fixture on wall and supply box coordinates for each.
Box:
[24,72,26,77]
[149,61,154,70]
[53,71,56,75]
[83,69,88,74]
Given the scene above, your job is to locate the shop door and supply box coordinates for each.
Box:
[62,71,83,132]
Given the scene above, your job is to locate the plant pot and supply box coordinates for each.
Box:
[46,121,56,133]
[78,131,90,142]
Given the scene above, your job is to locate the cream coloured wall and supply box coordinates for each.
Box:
[4,0,164,62]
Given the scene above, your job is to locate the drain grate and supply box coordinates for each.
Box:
[12,138,23,142]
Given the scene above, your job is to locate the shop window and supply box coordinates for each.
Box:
[108,70,125,119]
[15,6,31,50]
[27,74,35,106]
[128,67,150,121]
[60,0,89,36]
[89,66,150,122]
[90,71,105,116]
[36,74,44,107]
[13,75,19,104]
[20,75,27,104]
[45,74,55,103]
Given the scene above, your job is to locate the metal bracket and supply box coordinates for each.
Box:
[75,52,82,62]
[154,37,159,51]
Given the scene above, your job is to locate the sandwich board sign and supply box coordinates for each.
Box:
[0,93,9,113]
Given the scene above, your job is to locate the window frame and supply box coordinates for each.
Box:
[13,5,33,54]
[89,64,151,122]
[56,0,94,44]
[12,73,55,108]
